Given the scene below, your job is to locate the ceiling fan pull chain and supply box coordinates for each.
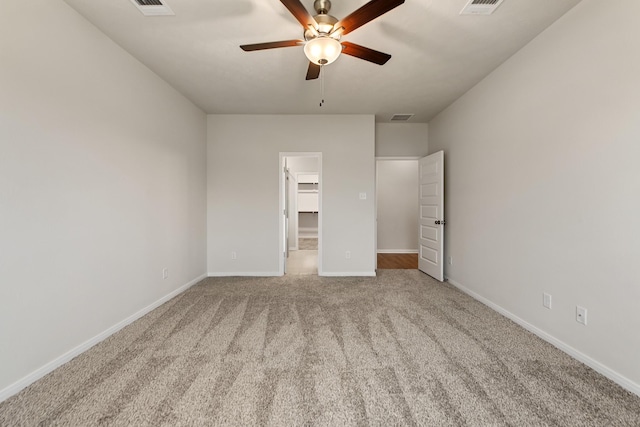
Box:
[320,65,325,107]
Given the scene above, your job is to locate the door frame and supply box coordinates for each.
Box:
[279,152,322,276]
[375,156,421,269]
[288,169,299,251]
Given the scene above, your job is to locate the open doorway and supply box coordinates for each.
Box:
[376,157,420,269]
[280,153,322,275]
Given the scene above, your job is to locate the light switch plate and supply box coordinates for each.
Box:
[543,293,552,309]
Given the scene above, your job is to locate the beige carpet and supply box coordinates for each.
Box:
[1,271,639,426]
[298,238,317,250]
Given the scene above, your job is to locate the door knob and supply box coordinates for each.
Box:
[435,220,446,225]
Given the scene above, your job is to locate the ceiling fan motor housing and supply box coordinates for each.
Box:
[304,13,339,40]
[313,0,331,14]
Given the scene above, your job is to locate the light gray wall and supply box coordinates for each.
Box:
[0,0,207,397]
[376,160,419,252]
[207,115,376,276]
[428,0,640,392]
[375,123,428,157]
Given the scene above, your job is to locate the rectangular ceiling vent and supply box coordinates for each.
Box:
[460,0,504,15]
[130,0,174,16]
[391,114,414,122]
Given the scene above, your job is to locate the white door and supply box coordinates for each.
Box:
[418,151,444,281]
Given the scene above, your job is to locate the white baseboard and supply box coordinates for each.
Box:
[446,277,640,397]
[377,249,419,254]
[208,272,281,277]
[0,273,207,403]
[320,271,376,277]
[208,271,375,278]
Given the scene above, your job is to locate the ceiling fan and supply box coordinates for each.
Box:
[240,0,405,80]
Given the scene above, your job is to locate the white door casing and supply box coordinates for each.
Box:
[418,151,444,281]
[285,166,290,261]
[288,171,298,251]
[282,161,289,273]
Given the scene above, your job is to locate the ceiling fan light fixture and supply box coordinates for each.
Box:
[240,0,404,79]
[304,37,342,65]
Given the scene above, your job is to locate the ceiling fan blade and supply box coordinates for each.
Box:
[280,0,318,29]
[306,62,321,80]
[341,41,391,65]
[334,0,405,36]
[240,40,304,51]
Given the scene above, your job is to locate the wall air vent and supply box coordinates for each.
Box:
[130,0,175,16]
[460,0,504,15]
[390,114,414,122]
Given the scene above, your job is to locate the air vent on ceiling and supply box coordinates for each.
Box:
[130,0,174,16]
[460,0,504,15]
[390,114,414,122]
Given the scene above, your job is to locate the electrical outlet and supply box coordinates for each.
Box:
[162,268,168,279]
[448,256,453,265]
[359,192,367,200]
[345,251,351,259]
[543,293,552,309]
[231,251,237,260]
[576,306,587,325]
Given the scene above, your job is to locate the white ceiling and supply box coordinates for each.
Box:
[63,0,582,123]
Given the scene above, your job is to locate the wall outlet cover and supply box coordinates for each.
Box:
[576,306,588,325]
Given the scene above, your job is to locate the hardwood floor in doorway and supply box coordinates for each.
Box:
[377,253,418,269]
